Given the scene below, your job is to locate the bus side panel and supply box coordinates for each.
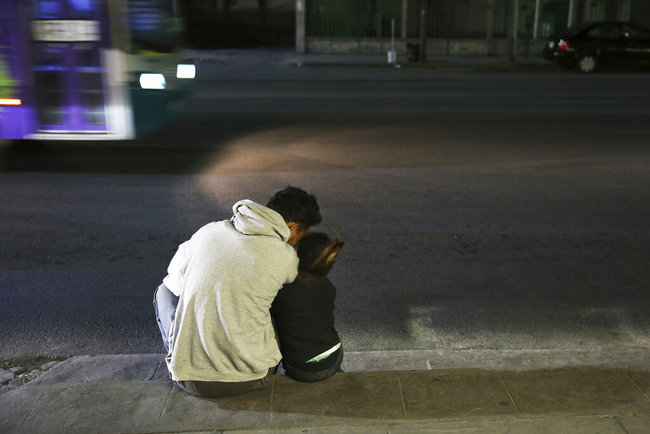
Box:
[0,2,37,139]
[129,85,187,138]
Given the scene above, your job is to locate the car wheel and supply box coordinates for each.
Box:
[577,54,597,73]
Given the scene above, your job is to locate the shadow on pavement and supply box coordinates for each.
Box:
[202,367,650,421]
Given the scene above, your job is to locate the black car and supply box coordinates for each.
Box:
[543,21,650,73]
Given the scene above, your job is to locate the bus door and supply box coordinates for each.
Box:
[30,0,108,133]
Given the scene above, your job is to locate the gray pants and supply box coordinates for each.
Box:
[153,283,177,352]
[174,370,272,398]
[153,283,271,398]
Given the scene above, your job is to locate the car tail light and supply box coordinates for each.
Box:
[558,39,569,51]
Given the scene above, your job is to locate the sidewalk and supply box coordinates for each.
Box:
[189,48,551,70]
[2,351,649,433]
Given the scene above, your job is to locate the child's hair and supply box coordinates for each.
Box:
[296,230,345,277]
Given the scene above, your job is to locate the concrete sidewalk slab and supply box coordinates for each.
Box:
[501,367,650,416]
[397,369,516,419]
[14,381,170,433]
[31,354,166,385]
[2,353,650,433]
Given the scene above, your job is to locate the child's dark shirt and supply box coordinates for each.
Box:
[270,277,340,371]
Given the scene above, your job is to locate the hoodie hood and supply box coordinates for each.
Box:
[231,199,290,242]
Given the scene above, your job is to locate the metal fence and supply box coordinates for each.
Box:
[306,0,400,38]
[306,0,649,40]
[306,0,515,39]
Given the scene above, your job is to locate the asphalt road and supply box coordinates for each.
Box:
[1,54,649,359]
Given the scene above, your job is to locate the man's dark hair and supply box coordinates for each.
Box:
[266,186,322,229]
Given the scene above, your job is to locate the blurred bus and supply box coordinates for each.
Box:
[0,0,195,140]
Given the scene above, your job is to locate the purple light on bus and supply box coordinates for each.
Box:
[1,0,193,140]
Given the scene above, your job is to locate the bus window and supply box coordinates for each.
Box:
[32,44,67,126]
[30,0,108,131]
[75,42,105,126]
[33,0,61,19]
[127,0,181,54]
[34,0,97,19]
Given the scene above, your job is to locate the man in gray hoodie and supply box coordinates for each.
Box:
[153,186,321,397]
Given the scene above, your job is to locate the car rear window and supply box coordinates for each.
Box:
[585,24,621,39]
[563,22,593,37]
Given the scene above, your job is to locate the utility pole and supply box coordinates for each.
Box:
[419,0,428,62]
[567,0,575,29]
[486,0,496,55]
[532,0,541,39]
[258,0,267,27]
[295,0,306,53]
[508,0,519,62]
[401,0,408,39]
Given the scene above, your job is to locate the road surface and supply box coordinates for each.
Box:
[1,54,649,359]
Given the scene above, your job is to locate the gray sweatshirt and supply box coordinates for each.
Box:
[163,200,298,382]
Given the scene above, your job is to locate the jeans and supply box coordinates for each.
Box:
[153,283,179,352]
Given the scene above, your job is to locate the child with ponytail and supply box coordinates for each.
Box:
[271,230,345,382]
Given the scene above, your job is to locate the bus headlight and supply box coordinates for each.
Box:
[139,73,166,89]
[176,64,195,79]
